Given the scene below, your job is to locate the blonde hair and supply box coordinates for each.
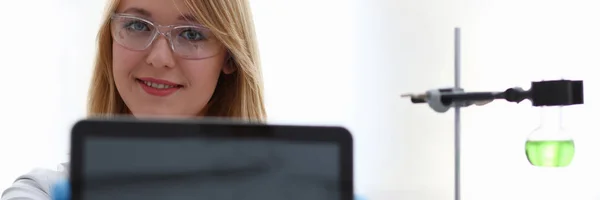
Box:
[87,0,267,122]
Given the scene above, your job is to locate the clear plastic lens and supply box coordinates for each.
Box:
[111,16,156,51]
[171,26,218,59]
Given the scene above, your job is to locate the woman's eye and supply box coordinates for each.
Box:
[180,29,206,41]
[124,21,150,32]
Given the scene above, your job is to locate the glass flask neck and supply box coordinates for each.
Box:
[538,106,563,130]
[528,106,571,141]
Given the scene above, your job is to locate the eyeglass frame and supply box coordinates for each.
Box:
[109,13,224,60]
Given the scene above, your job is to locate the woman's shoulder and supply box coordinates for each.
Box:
[1,163,69,200]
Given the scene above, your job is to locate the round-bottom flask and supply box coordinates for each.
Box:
[525,106,575,167]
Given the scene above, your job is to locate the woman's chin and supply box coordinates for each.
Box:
[130,111,196,119]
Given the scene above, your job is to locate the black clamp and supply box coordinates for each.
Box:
[401,80,584,113]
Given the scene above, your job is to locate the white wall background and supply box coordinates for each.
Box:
[0,0,104,192]
[1,0,599,199]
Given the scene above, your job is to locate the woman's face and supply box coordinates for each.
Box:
[112,0,232,117]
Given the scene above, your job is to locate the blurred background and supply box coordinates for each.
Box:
[1,0,599,199]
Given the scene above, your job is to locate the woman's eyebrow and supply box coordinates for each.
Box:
[121,8,199,24]
[122,7,152,17]
[178,14,199,23]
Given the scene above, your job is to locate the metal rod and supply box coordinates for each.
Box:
[442,92,502,103]
[454,27,461,200]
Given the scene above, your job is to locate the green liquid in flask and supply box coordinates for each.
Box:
[525,140,575,167]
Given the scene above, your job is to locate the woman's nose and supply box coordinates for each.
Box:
[145,36,177,69]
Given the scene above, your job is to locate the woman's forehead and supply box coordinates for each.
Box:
[116,0,197,24]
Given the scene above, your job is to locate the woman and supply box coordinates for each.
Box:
[1,0,266,199]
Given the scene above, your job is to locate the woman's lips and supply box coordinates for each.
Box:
[136,77,183,97]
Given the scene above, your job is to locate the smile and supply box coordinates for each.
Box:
[136,78,183,97]
[140,80,178,89]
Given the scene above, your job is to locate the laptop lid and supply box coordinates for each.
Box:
[70,118,353,200]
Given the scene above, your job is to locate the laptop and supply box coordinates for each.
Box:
[69,117,354,200]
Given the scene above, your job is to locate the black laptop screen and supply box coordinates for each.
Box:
[80,137,340,200]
